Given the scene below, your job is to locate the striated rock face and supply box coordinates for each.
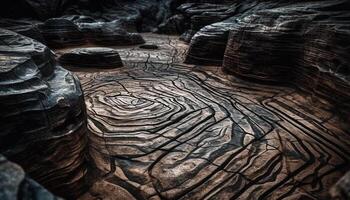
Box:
[17,0,72,19]
[37,17,145,48]
[177,3,233,43]
[223,1,350,118]
[184,20,233,65]
[59,47,123,68]
[77,20,145,46]
[0,19,46,44]
[38,18,84,47]
[0,29,88,199]
[0,154,62,200]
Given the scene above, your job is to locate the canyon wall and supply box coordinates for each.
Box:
[0,29,88,199]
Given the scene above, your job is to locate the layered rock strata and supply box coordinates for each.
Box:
[37,18,145,48]
[0,29,88,199]
[0,154,62,200]
[59,47,123,68]
[222,1,350,119]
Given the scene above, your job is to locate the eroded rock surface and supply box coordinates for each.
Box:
[223,1,350,119]
[0,29,88,199]
[64,35,350,200]
[0,155,62,200]
[59,47,123,68]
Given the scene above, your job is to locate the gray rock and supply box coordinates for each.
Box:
[59,47,123,68]
[0,29,88,199]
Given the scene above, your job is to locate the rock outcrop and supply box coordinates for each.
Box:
[177,3,233,43]
[0,154,62,200]
[38,18,84,48]
[0,19,46,44]
[0,29,88,199]
[59,47,123,68]
[36,18,145,48]
[222,0,350,118]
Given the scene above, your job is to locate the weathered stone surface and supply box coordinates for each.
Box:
[37,17,145,48]
[38,18,84,47]
[177,3,233,42]
[69,34,350,200]
[0,155,62,200]
[20,0,72,19]
[59,47,123,68]
[0,19,46,43]
[331,171,350,200]
[77,21,145,46]
[223,1,350,118]
[0,29,88,199]
[184,0,276,65]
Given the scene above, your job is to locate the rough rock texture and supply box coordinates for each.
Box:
[59,47,123,68]
[77,20,145,46]
[0,19,46,44]
[0,154,62,200]
[139,44,159,50]
[38,18,84,47]
[223,1,350,119]
[177,3,233,42]
[184,20,233,65]
[66,34,350,200]
[37,17,145,48]
[185,0,350,68]
[330,171,350,200]
[0,29,88,199]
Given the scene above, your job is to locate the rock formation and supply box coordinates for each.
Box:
[0,0,349,199]
[0,154,62,200]
[222,0,350,119]
[38,18,85,47]
[59,47,123,68]
[0,29,88,199]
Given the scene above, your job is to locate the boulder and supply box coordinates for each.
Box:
[38,18,84,48]
[0,29,88,199]
[59,47,123,68]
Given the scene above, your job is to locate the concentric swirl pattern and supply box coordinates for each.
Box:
[73,35,350,200]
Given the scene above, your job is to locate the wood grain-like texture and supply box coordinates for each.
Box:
[68,35,350,200]
[0,29,88,199]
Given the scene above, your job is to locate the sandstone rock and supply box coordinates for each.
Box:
[185,18,235,65]
[0,155,62,200]
[0,29,88,199]
[59,47,123,68]
[222,1,350,118]
[38,18,84,48]
[77,21,145,46]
